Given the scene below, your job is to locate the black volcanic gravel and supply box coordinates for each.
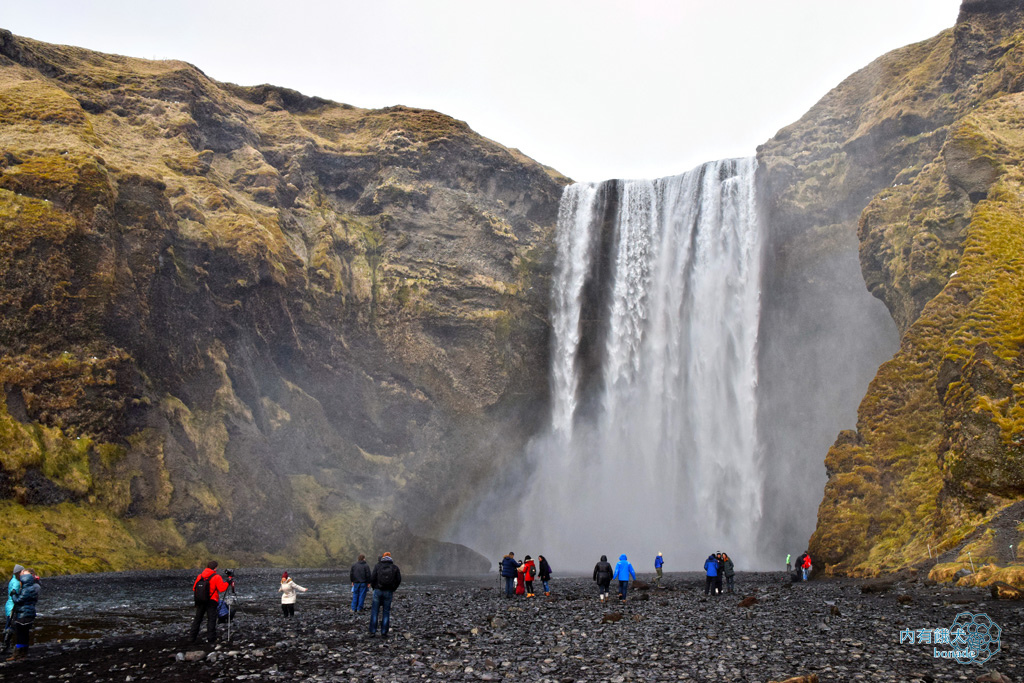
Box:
[2,572,1022,682]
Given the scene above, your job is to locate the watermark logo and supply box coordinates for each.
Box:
[899,612,1001,665]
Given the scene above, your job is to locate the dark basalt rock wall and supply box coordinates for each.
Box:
[0,29,568,574]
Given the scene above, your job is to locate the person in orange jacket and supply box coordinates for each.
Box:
[189,561,232,644]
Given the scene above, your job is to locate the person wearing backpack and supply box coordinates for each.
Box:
[368,552,402,638]
[189,561,231,644]
[521,555,537,597]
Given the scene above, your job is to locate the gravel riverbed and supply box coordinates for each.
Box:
[2,571,1021,682]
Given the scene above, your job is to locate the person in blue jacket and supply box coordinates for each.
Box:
[613,554,636,602]
[703,553,719,596]
[499,552,521,598]
[654,553,664,586]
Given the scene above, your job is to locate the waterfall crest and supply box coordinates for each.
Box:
[519,157,766,567]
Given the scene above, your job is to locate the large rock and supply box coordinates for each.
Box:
[763,0,1024,575]
[0,29,566,573]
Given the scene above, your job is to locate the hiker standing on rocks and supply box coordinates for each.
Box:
[714,552,725,595]
[593,555,613,602]
[654,553,664,586]
[801,552,813,581]
[722,552,736,593]
[3,563,24,655]
[613,554,636,602]
[189,561,231,644]
[522,555,537,597]
[500,552,520,598]
[369,552,402,638]
[703,553,719,595]
[6,567,38,661]
[537,555,553,596]
[786,553,791,572]
[350,554,371,612]
[278,572,308,617]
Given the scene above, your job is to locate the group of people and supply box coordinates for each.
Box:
[592,554,638,602]
[703,551,736,595]
[499,552,553,598]
[788,551,813,581]
[188,552,404,646]
[4,564,40,661]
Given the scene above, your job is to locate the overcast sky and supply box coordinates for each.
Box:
[3,1,964,182]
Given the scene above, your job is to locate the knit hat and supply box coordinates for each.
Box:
[13,564,24,575]
[382,552,391,558]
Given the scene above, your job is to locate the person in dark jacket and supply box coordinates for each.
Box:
[794,552,808,582]
[722,552,736,593]
[714,552,724,595]
[537,555,553,596]
[499,552,521,598]
[189,561,232,644]
[703,553,719,596]
[7,570,39,661]
[369,552,402,637]
[350,554,372,612]
[593,555,613,602]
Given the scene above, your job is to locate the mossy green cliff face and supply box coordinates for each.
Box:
[0,30,567,573]
[761,0,1024,578]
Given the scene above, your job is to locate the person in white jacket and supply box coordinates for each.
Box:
[278,572,308,617]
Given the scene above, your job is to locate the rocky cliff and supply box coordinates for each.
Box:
[0,29,567,574]
[761,0,1024,579]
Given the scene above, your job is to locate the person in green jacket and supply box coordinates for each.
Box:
[722,552,736,593]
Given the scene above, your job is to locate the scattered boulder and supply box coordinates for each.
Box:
[990,581,1023,600]
[183,651,206,662]
[859,580,894,594]
[897,594,914,605]
[830,605,842,617]
[600,613,623,624]
[770,676,819,683]
[737,596,758,608]
[976,672,1012,683]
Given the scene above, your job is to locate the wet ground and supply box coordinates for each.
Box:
[2,570,1022,682]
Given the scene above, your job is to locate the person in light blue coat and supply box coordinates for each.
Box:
[5,564,23,620]
[613,554,635,602]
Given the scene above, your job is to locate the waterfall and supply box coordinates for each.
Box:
[518,157,766,568]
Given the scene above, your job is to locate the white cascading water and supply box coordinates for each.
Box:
[517,157,765,569]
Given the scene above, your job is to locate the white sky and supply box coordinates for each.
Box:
[2,1,963,182]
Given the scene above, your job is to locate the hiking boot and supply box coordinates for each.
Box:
[544,592,550,596]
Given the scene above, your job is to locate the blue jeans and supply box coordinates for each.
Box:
[504,576,515,597]
[802,568,809,581]
[351,582,368,611]
[370,589,394,635]
[618,580,629,600]
[542,580,550,593]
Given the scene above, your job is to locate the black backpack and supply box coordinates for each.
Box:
[194,574,212,605]
[377,563,398,590]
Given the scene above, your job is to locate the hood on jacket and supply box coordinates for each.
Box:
[18,574,35,588]
[379,556,394,563]
[600,555,607,562]
[619,554,628,561]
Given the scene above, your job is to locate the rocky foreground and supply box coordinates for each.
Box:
[2,572,1022,682]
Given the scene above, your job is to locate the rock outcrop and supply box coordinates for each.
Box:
[760,0,1024,577]
[0,29,567,573]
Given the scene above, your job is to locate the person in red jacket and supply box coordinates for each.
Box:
[189,561,232,644]
[521,555,537,597]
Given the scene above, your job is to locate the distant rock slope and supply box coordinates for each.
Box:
[761,0,1024,578]
[0,29,567,573]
